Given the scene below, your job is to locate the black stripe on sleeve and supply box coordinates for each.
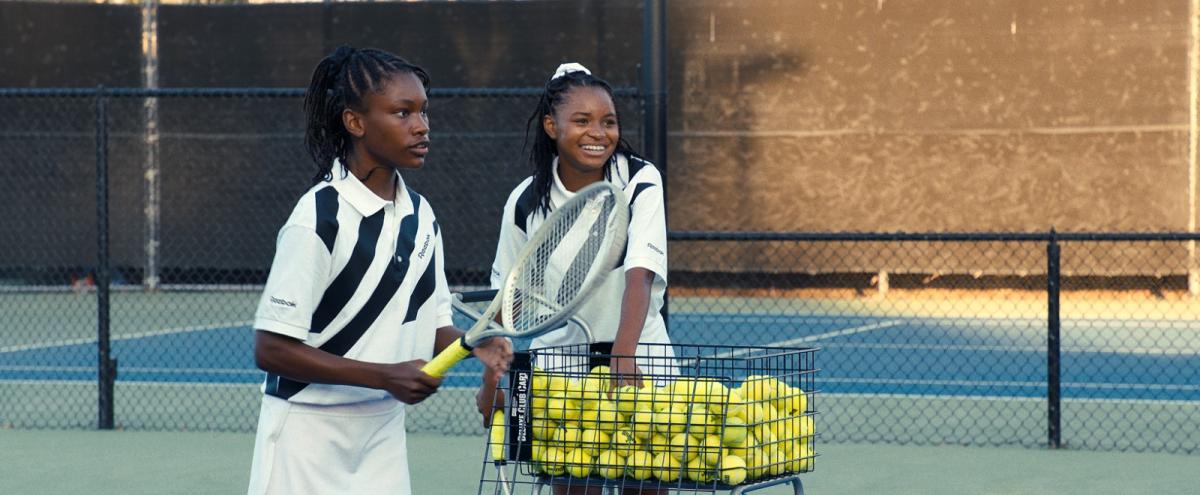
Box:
[629,182,655,205]
[309,210,385,334]
[314,187,340,253]
[513,183,538,233]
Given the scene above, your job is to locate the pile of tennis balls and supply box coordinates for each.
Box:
[526,366,814,486]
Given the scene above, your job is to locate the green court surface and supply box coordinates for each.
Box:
[0,429,1193,495]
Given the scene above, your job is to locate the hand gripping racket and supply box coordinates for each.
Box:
[421,181,629,378]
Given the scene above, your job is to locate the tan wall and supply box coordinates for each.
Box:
[666,0,1193,233]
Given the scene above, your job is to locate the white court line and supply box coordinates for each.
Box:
[0,320,253,354]
[681,320,904,364]
[822,376,1200,392]
[821,341,1200,356]
[821,392,1199,406]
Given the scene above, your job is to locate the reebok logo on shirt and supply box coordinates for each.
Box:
[647,242,665,256]
[269,296,297,308]
[417,234,431,259]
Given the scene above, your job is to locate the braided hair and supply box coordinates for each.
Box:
[303,45,430,185]
[523,69,640,215]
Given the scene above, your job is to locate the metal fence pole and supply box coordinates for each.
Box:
[643,0,668,327]
[95,87,116,429]
[1046,228,1062,448]
[141,0,161,290]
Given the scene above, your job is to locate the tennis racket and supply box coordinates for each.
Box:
[421,181,629,377]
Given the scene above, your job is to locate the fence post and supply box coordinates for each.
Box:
[95,86,116,430]
[1046,228,1062,448]
[643,0,668,327]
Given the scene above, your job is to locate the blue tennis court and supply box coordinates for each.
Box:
[4,311,1197,402]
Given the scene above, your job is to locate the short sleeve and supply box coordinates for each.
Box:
[254,225,333,340]
[623,182,668,283]
[433,226,454,328]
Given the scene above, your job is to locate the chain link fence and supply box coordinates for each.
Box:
[1,89,1198,455]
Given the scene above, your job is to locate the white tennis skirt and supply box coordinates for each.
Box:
[247,395,409,495]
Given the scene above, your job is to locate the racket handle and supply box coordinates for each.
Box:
[421,337,473,378]
[489,411,506,461]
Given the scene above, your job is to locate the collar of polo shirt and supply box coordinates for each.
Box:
[549,154,630,209]
[330,159,414,217]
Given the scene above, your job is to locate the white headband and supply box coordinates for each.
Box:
[550,62,591,81]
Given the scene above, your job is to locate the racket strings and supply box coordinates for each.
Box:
[508,189,621,334]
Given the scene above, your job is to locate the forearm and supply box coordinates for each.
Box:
[612,268,654,356]
[254,330,383,389]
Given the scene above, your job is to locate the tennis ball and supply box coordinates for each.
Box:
[718,455,748,485]
[651,452,681,481]
[654,403,689,436]
[721,416,748,446]
[554,426,583,451]
[546,374,568,396]
[740,375,779,403]
[648,433,669,455]
[579,429,610,456]
[540,447,567,476]
[625,450,654,480]
[668,432,699,463]
[651,385,673,411]
[772,384,807,416]
[532,418,559,440]
[725,391,746,422]
[593,400,622,432]
[686,455,714,483]
[700,434,723,466]
[532,367,548,394]
[564,448,593,478]
[609,429,638,457]
[490,413,507,461]
[783,443,814,473]
[686,404,718,436]
[580,375,607,408]
[596,450,624,479]
[613,385,642,415]
[563,378,585,401]
[629,409,655,440]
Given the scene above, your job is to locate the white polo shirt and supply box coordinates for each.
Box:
[490,153,669,350]
[254,161,453,405]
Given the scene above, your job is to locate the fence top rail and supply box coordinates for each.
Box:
[669,231,1200,242]
[0,86,639,98]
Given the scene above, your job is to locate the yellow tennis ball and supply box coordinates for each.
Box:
[772,384,807,416]
[609,429,638,457]
[565,448,593,478]
[554,426,583,451]
[648,433,669,455]
[700,434,723,466]
[546,374,568,396]
[532,418,559,440]
[669,432,699,463]
[563,378,585,401]
[532,367,548,394]
[625,450,654,480]
[596,450,624,479]
[629,409,655,440]
[594,400,622,432]
[651,385,673,411]
[721,416,748,446]
[655,403,689,436]
[686,455,714,483]
[540,447,567,476]
[783,443,815,473]
[613,385,642,415]
[651,452,681,481]
[579,429,610,456]
[719,455,748,485]
[581,375,607,407]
